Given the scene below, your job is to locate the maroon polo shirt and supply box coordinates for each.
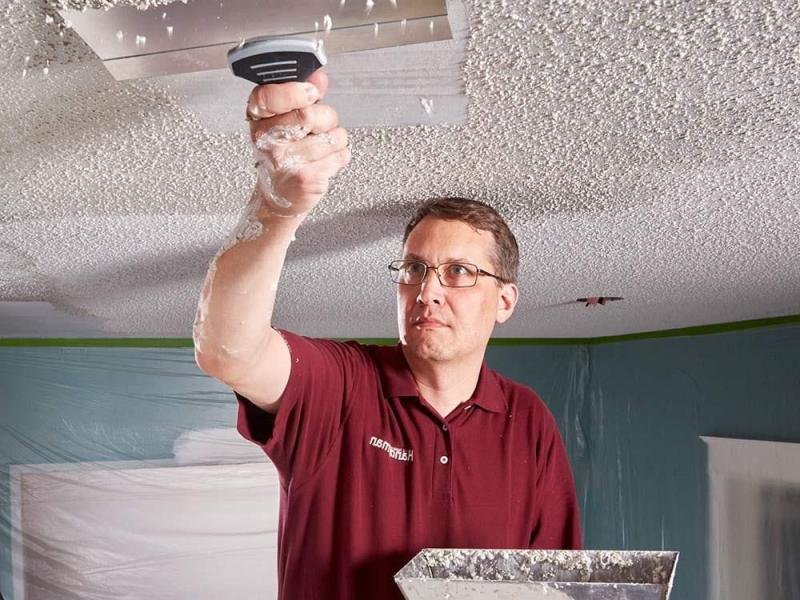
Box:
[235,330,581,600]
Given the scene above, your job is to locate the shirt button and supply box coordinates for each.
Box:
[440,455,449,465]
[442,423,448,431]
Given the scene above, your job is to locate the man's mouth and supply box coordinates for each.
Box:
[412,317,447,328]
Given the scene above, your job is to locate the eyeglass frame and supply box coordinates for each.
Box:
[388,259,506,288]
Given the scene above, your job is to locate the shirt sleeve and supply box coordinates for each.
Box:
[234,329,368,488]
[530,403,583,550]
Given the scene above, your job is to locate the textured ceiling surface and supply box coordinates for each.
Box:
[1,0,799,339]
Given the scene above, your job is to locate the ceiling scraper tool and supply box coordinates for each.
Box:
[58,0,452,82]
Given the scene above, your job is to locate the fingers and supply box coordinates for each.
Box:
[244,71,345,214]
[249,103,339,143]
[272,127,349,165]
[301,146,352,183]
[247,71,329,119]
[275,147,352,197]
[247,82,318,119]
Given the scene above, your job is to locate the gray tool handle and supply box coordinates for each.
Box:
[227,37,327,84]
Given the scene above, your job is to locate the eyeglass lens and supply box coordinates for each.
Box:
[391,261,478,287]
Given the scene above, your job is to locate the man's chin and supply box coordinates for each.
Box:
[404,331,451,362]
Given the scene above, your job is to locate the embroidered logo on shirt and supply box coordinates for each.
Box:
[368,436,414,462]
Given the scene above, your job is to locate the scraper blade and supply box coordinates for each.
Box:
[57,0,452,81]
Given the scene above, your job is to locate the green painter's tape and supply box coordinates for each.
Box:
[1,314,798,347]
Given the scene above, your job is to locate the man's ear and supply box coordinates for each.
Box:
[496,282,519,324]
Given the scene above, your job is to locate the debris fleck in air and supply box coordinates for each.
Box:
[45,14,54,24]
[339,0,345,7]
[420,97,434,116]
[314,20,319,32]
[429,19,434,34]
[166,25,173,37]
[115,29,123,41]
[161,11,166,18]
[238,38,246,49]
[135,34,147,47]
[374,22,379,37]
[316,39,324,53]
[400,18,407,33]
[365,0,374,14]
[323,14,333,32]
[43,60,50,76]
[389,0,397,6]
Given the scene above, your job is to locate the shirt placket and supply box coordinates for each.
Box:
[432,414,456,505]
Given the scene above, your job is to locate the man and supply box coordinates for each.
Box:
[194,70,581,599]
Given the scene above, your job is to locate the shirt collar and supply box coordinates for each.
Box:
[372,343,507,413]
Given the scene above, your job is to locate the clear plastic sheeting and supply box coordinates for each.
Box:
[0,347,278,600]
[1,322,800,600]
[11,462,279,600]
[704,437,800,600]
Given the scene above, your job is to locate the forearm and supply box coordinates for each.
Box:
[193,186,305,373]
[195,70,347,378]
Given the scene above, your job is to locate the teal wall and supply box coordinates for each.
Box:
[487,323,800,600]
[1,322,799,599]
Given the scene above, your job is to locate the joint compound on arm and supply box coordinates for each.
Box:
[192,125,336,358]
[254,125,309,210]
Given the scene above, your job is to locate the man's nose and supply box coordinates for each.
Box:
[416,268,444,305]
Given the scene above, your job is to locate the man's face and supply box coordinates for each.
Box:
[397,217,518,363]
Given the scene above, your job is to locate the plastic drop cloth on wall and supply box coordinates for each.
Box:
[2,323,800,600]
[704,437,800,600]
[0,346,281,600]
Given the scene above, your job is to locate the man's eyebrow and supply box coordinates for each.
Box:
[403,253,474,263]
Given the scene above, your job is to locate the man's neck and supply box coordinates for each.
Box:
[401,347,485,418]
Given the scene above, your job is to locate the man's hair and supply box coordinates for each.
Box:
[403,197,519,284]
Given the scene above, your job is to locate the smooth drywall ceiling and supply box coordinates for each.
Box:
[0,0,798,338]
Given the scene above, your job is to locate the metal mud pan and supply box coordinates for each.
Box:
[394,549,679,600]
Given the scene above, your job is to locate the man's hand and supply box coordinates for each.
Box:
[246,70,351,216]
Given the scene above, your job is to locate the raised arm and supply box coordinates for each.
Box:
[193,70,350,414]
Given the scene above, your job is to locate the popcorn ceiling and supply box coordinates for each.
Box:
[0,0,799,337]
[50,0,183,11]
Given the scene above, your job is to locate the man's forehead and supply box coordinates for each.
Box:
[403,218,493,261]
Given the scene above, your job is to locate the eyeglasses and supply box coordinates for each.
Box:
[388,260,505,288]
